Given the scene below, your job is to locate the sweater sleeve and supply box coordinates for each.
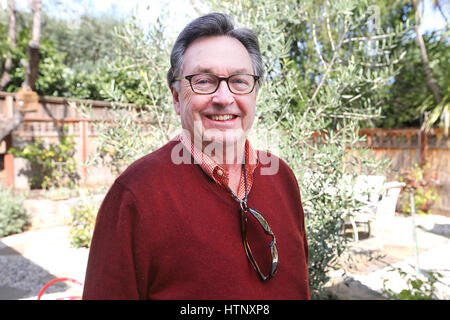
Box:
[82,181,142,300]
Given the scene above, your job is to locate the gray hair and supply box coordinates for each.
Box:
[167,13,264,89]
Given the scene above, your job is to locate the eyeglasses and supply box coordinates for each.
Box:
[175,73,260,95]
[239,200,278,281]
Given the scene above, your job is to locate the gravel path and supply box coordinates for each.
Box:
[0,226,88,300]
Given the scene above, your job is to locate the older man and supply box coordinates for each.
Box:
[83,13,310,300]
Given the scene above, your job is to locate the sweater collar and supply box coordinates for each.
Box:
[178,131,258,200]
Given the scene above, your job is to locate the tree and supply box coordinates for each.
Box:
[0,7,122,99]
[373,0,449,133]
[376,28,449,128]
[22,0,41,90]
[0,0,16,90]
[0,0,22,146]
[413,0,449,136]
[204,0,404,297]
[78,15,179,175]
[40,13,121,71]
[412,0,442,105]
[0,0,43,147]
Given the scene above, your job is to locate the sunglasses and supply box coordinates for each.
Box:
[239,200,278,281]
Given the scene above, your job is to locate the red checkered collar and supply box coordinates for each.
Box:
[179,131,258,200]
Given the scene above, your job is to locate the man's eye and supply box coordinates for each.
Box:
[193,76,215,85]
[231,77,250,86]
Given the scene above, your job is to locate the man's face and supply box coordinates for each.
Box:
[171,36,257,149]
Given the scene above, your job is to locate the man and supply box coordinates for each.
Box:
[83,13,310,300]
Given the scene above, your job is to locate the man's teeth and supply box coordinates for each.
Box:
[208,114,236,121]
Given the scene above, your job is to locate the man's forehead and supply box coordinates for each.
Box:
[190,65,252,74]
[182,36,254,75]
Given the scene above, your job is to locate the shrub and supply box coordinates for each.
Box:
[9,131,80,189]
[77,15,179,175]
[382,267,443,300]
[0,184,30,237]
[69,196,100,248]
[398,163,440,214]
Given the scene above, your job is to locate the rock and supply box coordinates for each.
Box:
[325,277,386,300]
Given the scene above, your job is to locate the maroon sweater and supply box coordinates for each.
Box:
[82,140,310,299]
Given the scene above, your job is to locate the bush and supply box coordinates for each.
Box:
[69,196,99,248]
[0,184,30,237]
[398,163,440,214]
[9,132,80,189]
[382,267,443,300]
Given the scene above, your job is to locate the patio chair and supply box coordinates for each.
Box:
[344,175,405,242]
[344,175,386,241]
[372,181,406,244]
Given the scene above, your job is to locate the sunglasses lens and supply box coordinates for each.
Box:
[242,209,274,277]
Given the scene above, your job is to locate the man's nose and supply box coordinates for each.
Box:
[212,80,234,106]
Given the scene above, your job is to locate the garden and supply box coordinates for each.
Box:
[0,0,449,300]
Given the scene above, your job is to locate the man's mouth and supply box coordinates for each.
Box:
[206,114,238,121]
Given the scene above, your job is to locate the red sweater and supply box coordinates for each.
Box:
[82,140,310,300]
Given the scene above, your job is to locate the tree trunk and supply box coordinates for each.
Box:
[23,0,41,90]
[0,0,17,90]
[412,0,442,105]
[0,109,23,142]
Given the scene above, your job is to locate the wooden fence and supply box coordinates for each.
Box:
[1,92,449,213]
[0,91,130,189]
[358,128,449,214]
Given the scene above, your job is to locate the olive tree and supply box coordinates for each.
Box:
[206,0,405,298]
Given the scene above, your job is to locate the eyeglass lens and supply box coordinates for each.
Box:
[241,208,277,279]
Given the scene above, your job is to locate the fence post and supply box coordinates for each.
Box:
[80,120,88,186]
[419,129,427,167]
[4,133,14,188]
[4,95,15,188]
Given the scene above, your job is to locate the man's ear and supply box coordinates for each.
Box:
[171,85,181,115]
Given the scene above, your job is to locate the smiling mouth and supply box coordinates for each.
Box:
[206,114,238,121]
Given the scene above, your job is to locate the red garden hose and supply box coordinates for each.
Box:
[37,277,83,300]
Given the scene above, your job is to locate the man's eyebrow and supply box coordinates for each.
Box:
[192,67,214,74]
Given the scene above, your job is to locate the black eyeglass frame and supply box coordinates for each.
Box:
[175,73,260,95]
